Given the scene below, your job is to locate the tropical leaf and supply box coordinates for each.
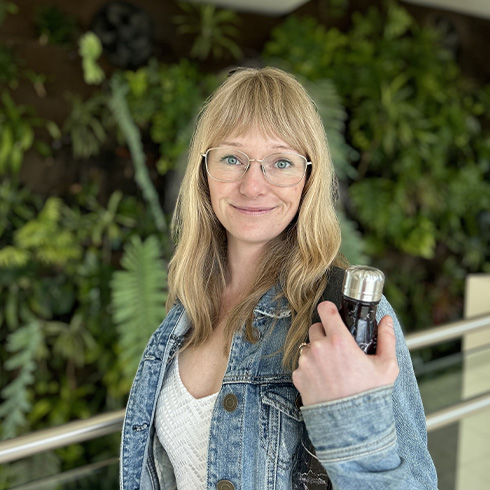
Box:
[79,32,105,85]
[0,246,29,267]
[13,197,81,265]
[174,3,242,60]
[111,235,167,384]
[109,74,167,233]
[49,315,97,368]
[63,93,110,159]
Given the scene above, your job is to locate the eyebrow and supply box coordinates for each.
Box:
[221,141,295,152]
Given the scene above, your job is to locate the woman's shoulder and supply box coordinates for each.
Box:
[142,302,188,355]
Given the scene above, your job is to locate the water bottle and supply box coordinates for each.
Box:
[340,265,385,354]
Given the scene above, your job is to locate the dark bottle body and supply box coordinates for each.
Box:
[339,265,384,355]
[340,296,379,354]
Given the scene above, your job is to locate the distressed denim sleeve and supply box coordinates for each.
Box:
[301,296,438,489]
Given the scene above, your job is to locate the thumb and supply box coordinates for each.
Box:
[375,315,397,359]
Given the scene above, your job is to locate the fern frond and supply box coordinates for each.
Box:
[15,197,61,248]
[14,198,81,265]
[0,246,29,267]
[36,230,82,264]
[111,235,167,384]
[39,196,62,222]
[301,77,358,179]
[0,320,43,439]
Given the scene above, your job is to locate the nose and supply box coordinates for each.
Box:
[239,161,268,197]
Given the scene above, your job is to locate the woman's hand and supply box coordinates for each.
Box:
[292,301,399,406]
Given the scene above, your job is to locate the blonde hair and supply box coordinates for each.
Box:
[167,67,345,369]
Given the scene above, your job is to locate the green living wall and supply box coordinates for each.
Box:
[1,0,489,486]
[264,2,490,329]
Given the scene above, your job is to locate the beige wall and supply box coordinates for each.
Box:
[456,275,490,489]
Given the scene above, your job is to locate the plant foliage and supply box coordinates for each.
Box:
[0,0,17,24]
[174,2,242,60]
[123,58,217,174]
[0,178,163,436]
[0,320,43,439]
[79,31,105,85]
[0,92,55,174]
[111,235,167,387]
[63,93,111,159]
[34,5,79,47]
[264,2,490,327]
[110,73,168,233]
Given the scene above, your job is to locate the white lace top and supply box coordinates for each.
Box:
[155,355,219,489]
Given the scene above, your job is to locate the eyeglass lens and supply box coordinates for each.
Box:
[205,148,307,186]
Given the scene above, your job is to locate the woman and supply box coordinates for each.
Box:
[120,67,437,489]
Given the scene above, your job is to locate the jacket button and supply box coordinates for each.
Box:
[217,480,235,490]
[223,393,238,412]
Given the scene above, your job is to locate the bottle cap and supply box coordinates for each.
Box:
[342,265,385,302]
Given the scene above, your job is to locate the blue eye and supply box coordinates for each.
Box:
[274,159,293,169]
[221,155,241,165]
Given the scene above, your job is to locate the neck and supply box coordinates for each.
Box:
[225,240,265,295]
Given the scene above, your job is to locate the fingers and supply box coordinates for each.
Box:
[316,301,352,338]
[316,303,397,362]
[375,315,397,360]
[296,307,399,405]
[309,301,358,348]
[308,322,326,342]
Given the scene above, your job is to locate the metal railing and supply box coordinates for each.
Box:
[1,313,490,465]
[8,457,119,490]
[405,313,490,350]
[0,410,125,464]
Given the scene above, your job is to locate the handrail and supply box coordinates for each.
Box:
[426,393,490,432]
[1,313,490,464]
[404,313,490,350]
[9,457,119,490]
[0,410,125,464]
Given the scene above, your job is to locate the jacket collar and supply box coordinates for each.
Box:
[253,286,291,319]
[172,285,292,324]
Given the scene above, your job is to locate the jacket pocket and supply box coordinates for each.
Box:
[260,384,303,470]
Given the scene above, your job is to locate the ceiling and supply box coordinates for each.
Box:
[187,0,490,19]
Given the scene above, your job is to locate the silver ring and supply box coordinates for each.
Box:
[298,342,309,355]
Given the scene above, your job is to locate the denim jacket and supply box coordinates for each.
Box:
[120,286,438,489]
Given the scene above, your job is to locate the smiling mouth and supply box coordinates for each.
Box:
[232,205,276,215]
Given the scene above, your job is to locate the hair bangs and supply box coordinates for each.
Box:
[202,70,311,156]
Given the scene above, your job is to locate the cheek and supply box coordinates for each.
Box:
[207,179,230,223]
[286,186,305,214]
[207,179,219,212]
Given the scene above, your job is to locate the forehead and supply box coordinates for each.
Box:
[215,126,300,153]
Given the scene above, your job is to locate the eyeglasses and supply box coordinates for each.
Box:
[202,147,311,187]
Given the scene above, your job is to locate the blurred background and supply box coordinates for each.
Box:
[0,0,489,488]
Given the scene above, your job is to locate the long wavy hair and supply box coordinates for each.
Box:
[167,67,345,369]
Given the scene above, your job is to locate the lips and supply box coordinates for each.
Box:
[232,205,276,215]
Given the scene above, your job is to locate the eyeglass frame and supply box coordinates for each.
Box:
[201,147,312,188]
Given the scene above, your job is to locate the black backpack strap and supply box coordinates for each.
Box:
[311,266,345,324]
